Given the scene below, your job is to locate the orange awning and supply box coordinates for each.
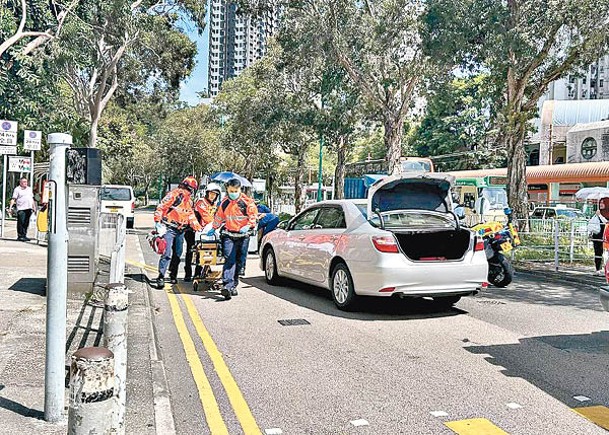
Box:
[449,161,609,184]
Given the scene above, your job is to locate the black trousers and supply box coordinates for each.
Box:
[170,229,195,279]
[593,240,604,271]
[17,209,32,239]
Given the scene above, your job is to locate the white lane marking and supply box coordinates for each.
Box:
[574,395,591,402]
[350,419,369,427]
[430,411,449,418]
[506,402,522,409]
[265,429,283,435]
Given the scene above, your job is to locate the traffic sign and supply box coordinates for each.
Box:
[0,120,17,146]
[8,156,32,172]
[24,130,42,151]
[0,146,17,154]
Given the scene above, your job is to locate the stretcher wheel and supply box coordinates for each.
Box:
[193,281,199,292]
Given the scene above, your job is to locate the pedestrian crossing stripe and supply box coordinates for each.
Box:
[574,406,609,430]
[445,418,508,434]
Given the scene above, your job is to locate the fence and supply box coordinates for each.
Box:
[514,218,597,269]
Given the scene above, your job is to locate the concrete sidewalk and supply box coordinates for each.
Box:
[0,222,162,433]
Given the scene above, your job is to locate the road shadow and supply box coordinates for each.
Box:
[8,278,46,296]
[465,331,609,407]
[242,276,467,321]
[0,385,43,420]
[477,272,603,311]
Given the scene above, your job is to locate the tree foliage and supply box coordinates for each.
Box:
[428,0,609,217]
[412,74,504,171]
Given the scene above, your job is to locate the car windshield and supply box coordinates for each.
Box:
[481,187,508,210]
[366,210,455,229]
[401,160,431,173]
[101,187,132,201]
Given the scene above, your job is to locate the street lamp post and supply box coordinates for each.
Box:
[317,133,324,202]
[317,95,325,202]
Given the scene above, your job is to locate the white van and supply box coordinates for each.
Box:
[100,185,135,229]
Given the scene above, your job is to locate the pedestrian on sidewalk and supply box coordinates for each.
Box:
[207,178,257,299]
[588,209,607,275]
[9,177,36,242]
[154,176,203,289]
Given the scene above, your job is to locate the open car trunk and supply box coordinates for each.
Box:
[393,229,471,261]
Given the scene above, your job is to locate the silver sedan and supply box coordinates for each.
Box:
[260,174,489,310]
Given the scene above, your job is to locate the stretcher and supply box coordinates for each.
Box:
[191,235,224,292]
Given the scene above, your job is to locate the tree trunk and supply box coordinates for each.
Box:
[89,115,99,148]
[294,146,308,214]
[384,114,404,175]
[505,127,529,221]
[334,135,347,200]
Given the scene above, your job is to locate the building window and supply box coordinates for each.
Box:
[601,79,605,88]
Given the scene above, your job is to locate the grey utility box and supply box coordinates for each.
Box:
[67,184,100,294]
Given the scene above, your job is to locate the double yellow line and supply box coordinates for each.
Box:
[128,260,261,434]
[167,283,261,434]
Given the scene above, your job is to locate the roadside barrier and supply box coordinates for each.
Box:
[103,283,129,435]
[68,347,115,434]
[515,218,597,270]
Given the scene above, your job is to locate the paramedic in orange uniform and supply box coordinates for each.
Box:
[154,176,202,289]
[208,178,257,299]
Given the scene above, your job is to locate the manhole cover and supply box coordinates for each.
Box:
[278,319,310,326]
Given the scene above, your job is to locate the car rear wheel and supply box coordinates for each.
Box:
[264,248,281,285]
[331,263,358,311]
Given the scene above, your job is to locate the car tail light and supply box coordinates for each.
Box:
[474,237,485,252]
[131,201,135,212]
[379,287,395,293]
[605,262,609,284]
[481,282,489,289]
[372,235,399,253]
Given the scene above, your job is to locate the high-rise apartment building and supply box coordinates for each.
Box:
[545,55,609,101]
[208,1,280,97]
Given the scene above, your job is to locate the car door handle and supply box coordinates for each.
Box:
[296,236,305,240]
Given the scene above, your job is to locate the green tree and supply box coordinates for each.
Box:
[278,0,433,175]
[412,74,503,171]
[428,0,609,217]
[57,0,204,147]
[0,0,77,60]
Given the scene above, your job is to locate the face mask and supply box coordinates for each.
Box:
[228,192,240,200]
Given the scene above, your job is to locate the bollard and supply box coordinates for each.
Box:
[68,347,115,435]
[104,283,129,434]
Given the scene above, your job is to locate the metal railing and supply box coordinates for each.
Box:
[514,218,597,269]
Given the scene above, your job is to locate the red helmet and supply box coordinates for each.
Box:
[181,176,198,193]
[147,232,167,255]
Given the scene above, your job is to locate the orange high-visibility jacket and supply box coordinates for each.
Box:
[212,194,257,232]
[194,198,217,226]
[154,187,202,231]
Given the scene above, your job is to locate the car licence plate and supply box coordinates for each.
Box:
[109,207,119,213]
[500,241,513,252]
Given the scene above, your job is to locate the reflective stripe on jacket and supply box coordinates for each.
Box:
[212,194,257,232]
[154,187,202,231]
[194,198,217,226]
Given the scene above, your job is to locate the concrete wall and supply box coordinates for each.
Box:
[567,124,609,163]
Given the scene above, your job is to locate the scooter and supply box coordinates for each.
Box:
[471,208,521,287]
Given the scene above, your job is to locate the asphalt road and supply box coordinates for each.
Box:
[132,210,609,434]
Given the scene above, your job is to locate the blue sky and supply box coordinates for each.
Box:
[179,19,210,106]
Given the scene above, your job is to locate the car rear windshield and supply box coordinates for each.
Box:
[101,187,132,201]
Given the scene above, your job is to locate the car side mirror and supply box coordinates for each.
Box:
[278,220,289,230]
